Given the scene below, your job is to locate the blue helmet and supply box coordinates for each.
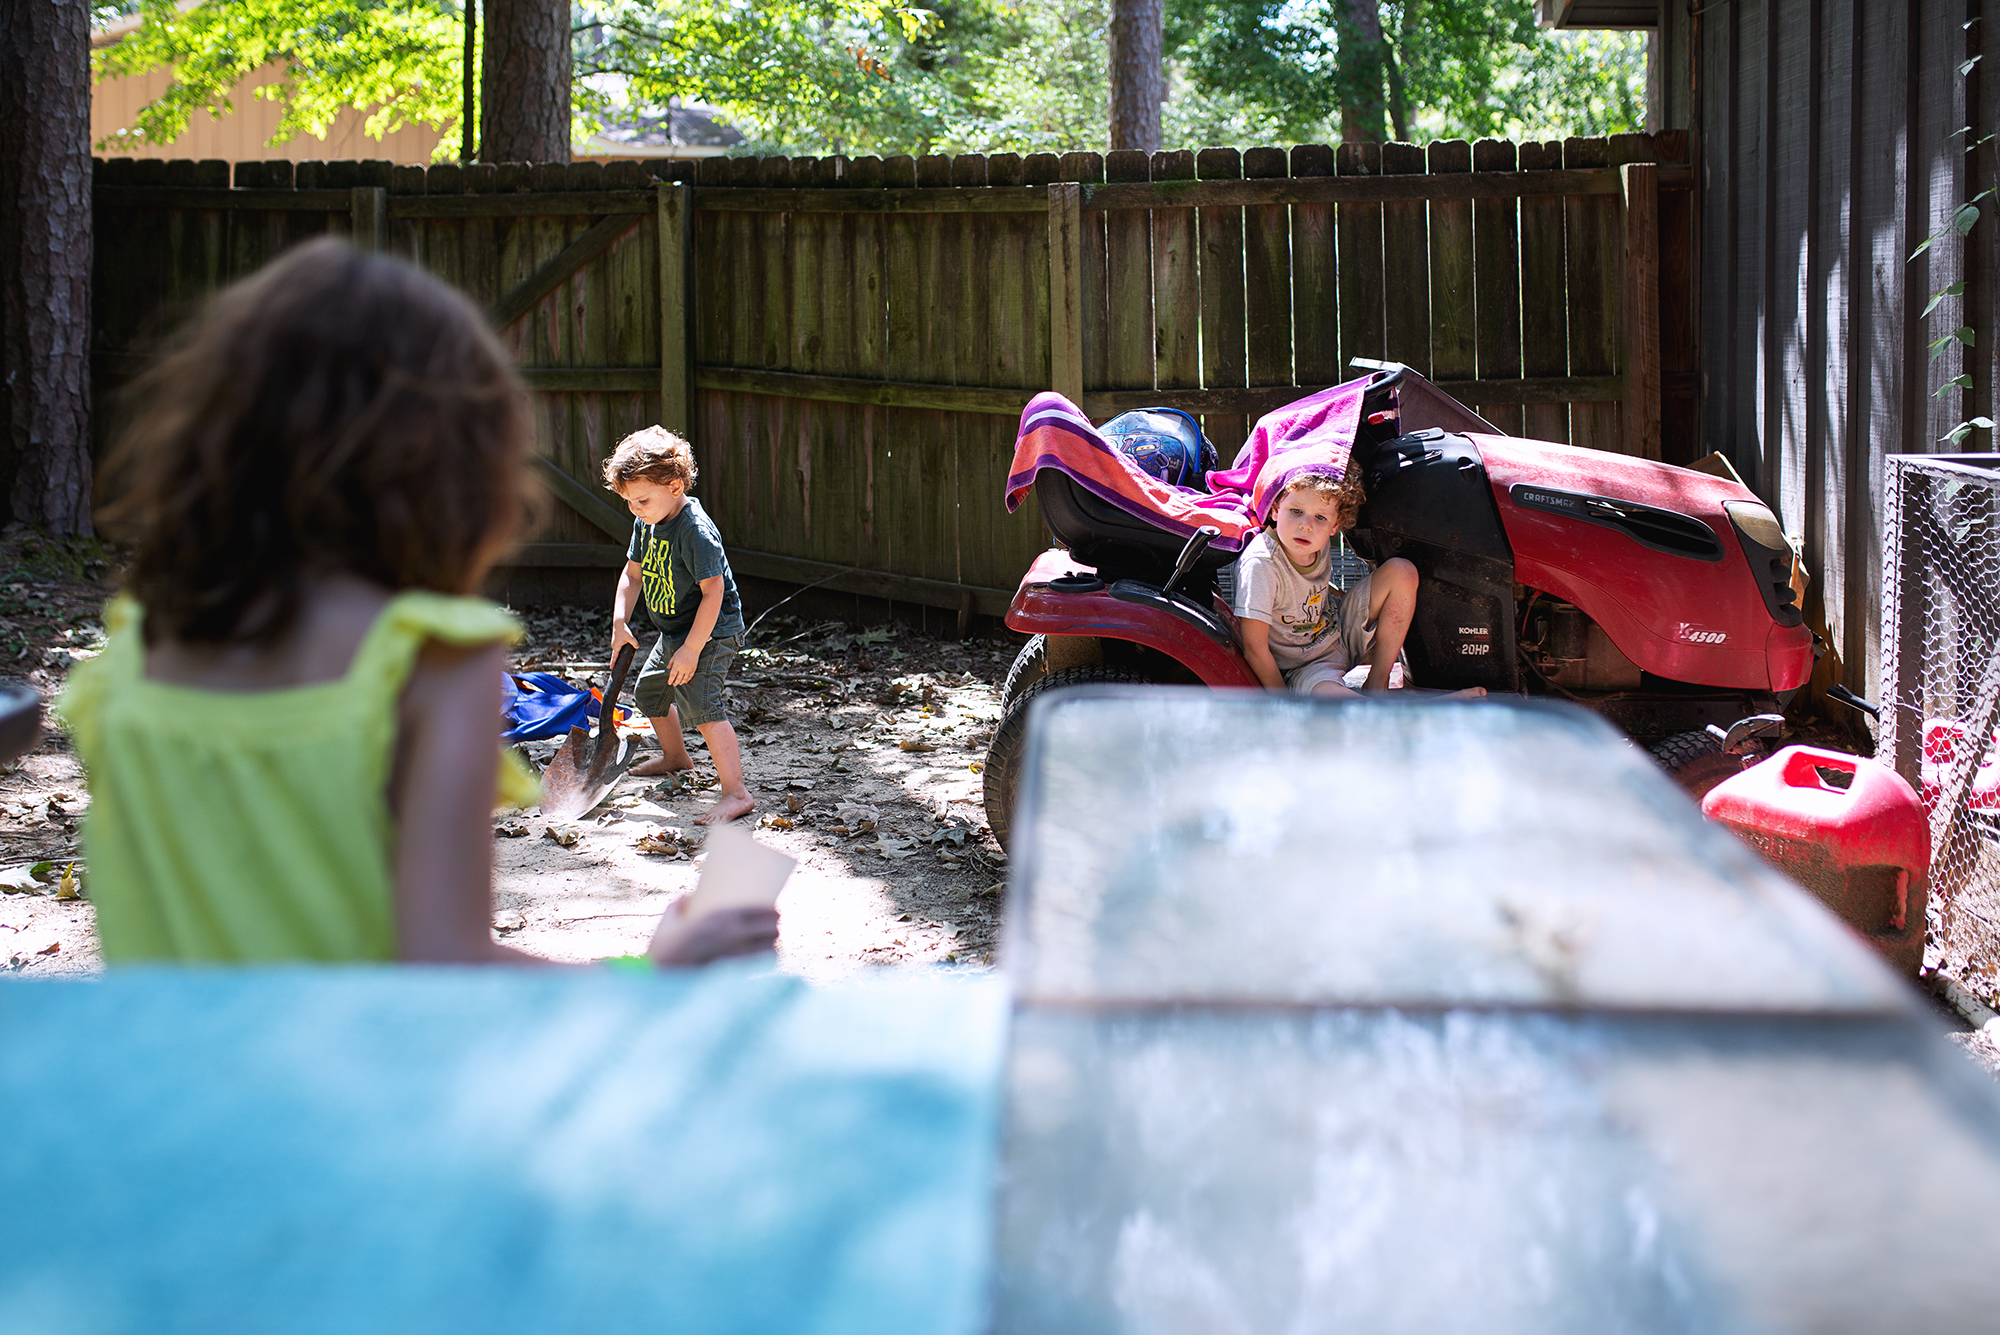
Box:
[1100,408,1219,491]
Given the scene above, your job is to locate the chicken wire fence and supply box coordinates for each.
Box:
[1881,454,2000,1005]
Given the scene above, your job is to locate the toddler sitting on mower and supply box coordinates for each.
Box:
[1235,469,1484,700]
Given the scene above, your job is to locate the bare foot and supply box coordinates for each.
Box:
[630,756,695,777]
[695,790,755,825]
[1448,687,1488,700]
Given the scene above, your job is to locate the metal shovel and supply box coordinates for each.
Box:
[538,642,636,821]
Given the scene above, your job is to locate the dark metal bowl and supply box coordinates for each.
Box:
[0,682,43,768]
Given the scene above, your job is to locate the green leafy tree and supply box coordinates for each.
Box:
[92,0,466,154]
[1163,0,1646,146]
[574,0,946,154]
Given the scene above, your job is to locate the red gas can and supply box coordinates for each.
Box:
[1701,746,1930,974]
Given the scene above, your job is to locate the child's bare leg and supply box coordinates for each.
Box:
[1357,559,1418,691]
[630,708,695,776]
[1356,559,1486,698]
[694,719,754,824]
[1309,680,1363,699]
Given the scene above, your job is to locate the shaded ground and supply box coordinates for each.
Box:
[0,525,1015,979]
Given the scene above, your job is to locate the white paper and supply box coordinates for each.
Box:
[681,824,796,915]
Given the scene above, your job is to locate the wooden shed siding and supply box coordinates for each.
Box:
[1693,0,1992,706]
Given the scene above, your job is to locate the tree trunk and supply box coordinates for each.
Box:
[461,0,479,162]
[0,0,93,535]
[1108,0,1164,153]
[481,0,571,162]
[1336,0,1390,145]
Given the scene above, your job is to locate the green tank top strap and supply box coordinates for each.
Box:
[343,591,524,700]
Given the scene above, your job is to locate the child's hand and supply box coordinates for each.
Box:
[611,620,638,657]
[665,642,701,685]
[648,904,780,966]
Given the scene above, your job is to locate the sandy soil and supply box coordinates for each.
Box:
[0,527,1013,980]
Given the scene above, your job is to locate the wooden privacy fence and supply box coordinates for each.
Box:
[90,134,1695,621]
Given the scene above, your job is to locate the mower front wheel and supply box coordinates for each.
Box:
[983,665,1150,851]
[1650,730,1748,802]
[999,635,1050,713]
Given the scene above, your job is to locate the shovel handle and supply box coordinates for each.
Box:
[599,642,637,738]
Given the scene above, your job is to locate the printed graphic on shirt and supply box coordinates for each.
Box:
[1281,586,1332,639]
[641,532,677,619]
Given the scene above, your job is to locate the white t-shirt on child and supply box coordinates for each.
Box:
[1232,529,1348,671]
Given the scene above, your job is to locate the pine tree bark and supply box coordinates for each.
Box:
[1336,0,1391,144]
[480,0,571,162]
[1108,0,1164,153]
[0,0,94,535]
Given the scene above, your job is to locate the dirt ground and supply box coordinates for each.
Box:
[3,522,1997,1078]
[0,526,1013,980]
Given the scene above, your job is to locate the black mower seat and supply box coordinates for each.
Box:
[1034,470,1241,586]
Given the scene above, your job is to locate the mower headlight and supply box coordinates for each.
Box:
[1723,501,1804,628]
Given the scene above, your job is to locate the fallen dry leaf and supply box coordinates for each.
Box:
[493,909,526,932]
[763,814,795,830]
[494,820,530,838]
[898,738,936,753]
[54,864,78,900]
[542,826,581,849]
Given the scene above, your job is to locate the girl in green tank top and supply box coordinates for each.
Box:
[60,240,776,969]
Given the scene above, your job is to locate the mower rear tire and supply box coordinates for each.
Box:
[983,665,1149,851]
[1650,730,1748,802]
[999,635,1050,713]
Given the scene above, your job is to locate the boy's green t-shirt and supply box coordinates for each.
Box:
[626,497,746,639]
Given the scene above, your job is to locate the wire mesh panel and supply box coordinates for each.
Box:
[1881,455,2000,1006]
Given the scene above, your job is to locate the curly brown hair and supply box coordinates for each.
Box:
[602,426,697,492]
[96,239,535,645]
[1274,467,1366,533]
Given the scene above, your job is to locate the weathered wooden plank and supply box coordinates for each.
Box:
[1104,149,1153,392]
[1380,142,1430,374]
[1243,146,1291,388]
[1471,138,1525,435]
[1081,376,1621,419]
[1196,147,1248,457]
[726,548,1013,618]
[1047,183,1085,404]
[1335,141,1386,377]
[659,183,693,435]
[529,454,627,541]
[1564,136,1621,454]
[1080,167,1658,211]
[1151,149,1201,397]
[1289,144,1338,393]
[489,212,639,330]
[1427,141,1477,404]
[1622,160,1662,461]
[694,185,1049,214]
[93,187,353,210]
[1065,152,1110,400]
[1518,140,1570,444]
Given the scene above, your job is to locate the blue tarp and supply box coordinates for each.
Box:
[0,963,1007,1335]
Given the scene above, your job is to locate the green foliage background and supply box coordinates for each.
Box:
[91,0,1648,160]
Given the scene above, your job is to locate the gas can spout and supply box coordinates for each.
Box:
[1163,526,1221,597]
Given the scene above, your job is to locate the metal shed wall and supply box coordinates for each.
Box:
[1686,0,1998,711]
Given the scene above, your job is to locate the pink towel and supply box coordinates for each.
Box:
[1004,380,1369,550]
[1203,378,1369,525]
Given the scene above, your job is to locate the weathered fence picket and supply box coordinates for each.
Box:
[90,134,1696,620]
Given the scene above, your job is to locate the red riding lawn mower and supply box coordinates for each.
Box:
[982,364,1826,848]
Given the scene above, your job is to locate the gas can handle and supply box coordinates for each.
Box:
[1780,746,1858,793]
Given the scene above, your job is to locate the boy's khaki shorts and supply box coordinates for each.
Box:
[634,631,741,727]
[1282,573,1397,693]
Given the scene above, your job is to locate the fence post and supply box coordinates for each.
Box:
[349,187,387,252]
[659,180,694,436]
[1047,182,1085,405]
[1621,162,1661,461]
